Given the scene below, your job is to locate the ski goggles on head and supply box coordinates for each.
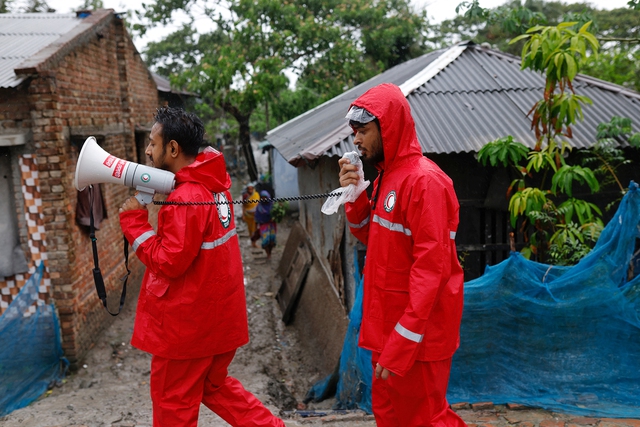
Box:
[345,106,376,124]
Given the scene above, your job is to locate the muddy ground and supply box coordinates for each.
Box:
[0,214,377,427]
[1,212,637,427]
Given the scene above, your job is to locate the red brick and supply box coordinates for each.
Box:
[507,403,531,410]
[569,417,598,425]
[472,402,495,411]
[477,415,500,422]
[613,421,640,427]
[451,402,471,411]
[504,415,522,424]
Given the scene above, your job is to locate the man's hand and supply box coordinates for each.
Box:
[119,195,146,213]
[375,363,392,380]
[338,157,360,188]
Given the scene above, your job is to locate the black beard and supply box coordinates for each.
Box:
[363,150,384,166]
[154,146,170,171]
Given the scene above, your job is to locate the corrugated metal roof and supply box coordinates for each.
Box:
[268,41,640,166]
[153,73,173,93]
[0,13,84,88]
[266,47,446,166]
[152,73,196,96]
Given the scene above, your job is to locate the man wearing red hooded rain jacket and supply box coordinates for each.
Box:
[119,107,284,427]
[338,83,467,427]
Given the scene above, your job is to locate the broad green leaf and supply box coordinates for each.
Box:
[565,54,577,80]
[510,34,531,44]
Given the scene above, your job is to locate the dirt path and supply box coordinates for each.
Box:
[0,216,374,427]
[1,215,638,427]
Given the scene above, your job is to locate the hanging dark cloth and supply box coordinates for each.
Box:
[76,184,107,230]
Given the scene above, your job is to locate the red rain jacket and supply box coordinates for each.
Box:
[345,84,464,376]
[119,147,249,359]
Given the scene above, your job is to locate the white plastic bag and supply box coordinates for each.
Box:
[321,151,370,215]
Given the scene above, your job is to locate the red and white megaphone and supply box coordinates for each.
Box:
[74,136,175,205]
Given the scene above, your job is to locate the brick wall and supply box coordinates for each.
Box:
[0,11,160,369]
[0,90,50,315]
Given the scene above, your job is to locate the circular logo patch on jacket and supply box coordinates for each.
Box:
[215,193,231,228]
[384,191,396,213]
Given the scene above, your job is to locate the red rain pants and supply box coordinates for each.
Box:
[371,353,467,427]
[150,349,284,427]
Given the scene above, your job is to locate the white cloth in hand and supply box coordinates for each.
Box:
[321,151,370,215]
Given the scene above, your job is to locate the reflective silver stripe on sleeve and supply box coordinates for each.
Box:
[347,216,370,229]
[395,323,423,343]
[373,215,412,236]
[450,231,456,239]
[201,228,237,250]
[133,230,156,252]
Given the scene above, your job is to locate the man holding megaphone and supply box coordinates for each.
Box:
[118,107,285,427]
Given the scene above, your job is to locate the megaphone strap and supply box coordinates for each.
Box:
[88,185,128,316]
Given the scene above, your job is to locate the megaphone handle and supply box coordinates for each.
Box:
[135,189,155,206]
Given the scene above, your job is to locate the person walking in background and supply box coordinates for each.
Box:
[336,83,467,427]
[251,191,277,260]
[242,182,260,248]
[119,106,285,427]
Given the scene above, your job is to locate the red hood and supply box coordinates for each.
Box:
[174,146,231,192]
[350,83,423,171]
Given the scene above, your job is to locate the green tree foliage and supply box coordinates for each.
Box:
[581,48,640,92]
[453,0,547,52]
[0,0,13,13]
[137,0,426,180]
[579,116,640,197]
[434,0,640,91]
[78,0,105,9]
[431,0,593,54]
[512,22,599,146]
[144,25,221,79]
[0,0,57,12]
[478,21,607,265]
[583,7,640,90]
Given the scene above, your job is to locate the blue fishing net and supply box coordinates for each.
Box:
[310,181,640,418]
[449,181,640,417]
[0,262,68,416]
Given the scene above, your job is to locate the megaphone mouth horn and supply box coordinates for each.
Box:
[74,136,175,204]
[74,136,98,191]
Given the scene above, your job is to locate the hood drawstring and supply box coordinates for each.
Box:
[372,170,384,210]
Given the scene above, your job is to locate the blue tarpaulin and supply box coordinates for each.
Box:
[448,181,640,417]
[0,262,67,416]
[310,181,640,418]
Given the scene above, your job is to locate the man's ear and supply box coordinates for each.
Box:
[169,140,180,158]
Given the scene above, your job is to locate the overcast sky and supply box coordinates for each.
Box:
[45,0,632,52]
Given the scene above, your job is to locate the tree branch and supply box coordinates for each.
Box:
[597,37,640,43]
